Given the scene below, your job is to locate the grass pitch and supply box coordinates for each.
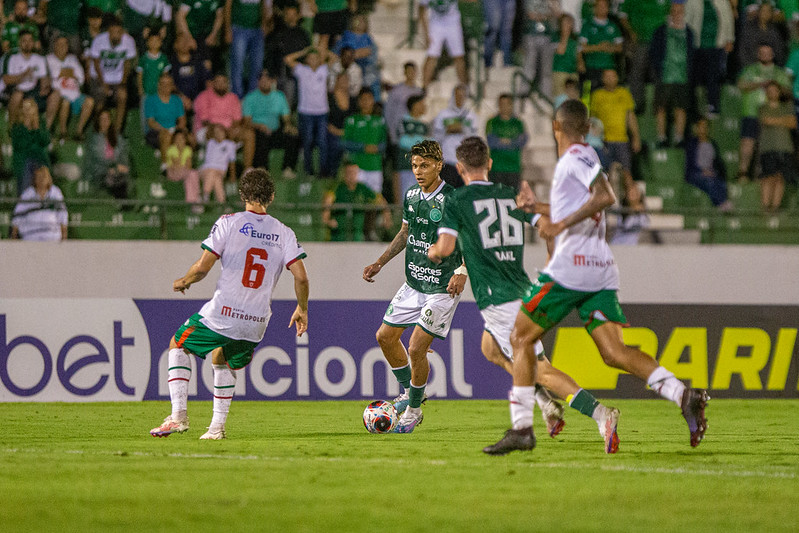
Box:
[2,399,797,532]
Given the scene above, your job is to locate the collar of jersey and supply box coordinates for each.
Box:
[420,180,446,200]
[468,180,492,186]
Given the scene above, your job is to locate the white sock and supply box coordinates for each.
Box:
[591,404,609,424]
[534,384,555,410]
[647,366,686,406]
[509,386,536,430]
[210,364,236,431]
[168,348,191,420]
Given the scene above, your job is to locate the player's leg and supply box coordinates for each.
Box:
[585,292,709,447]
[392,326,435,433]
[535,348,619,452]
[150,334,194,437]
[375,322,411,394]
[203,348,233,440]
[480,330,512,373]
[483,311,544,455]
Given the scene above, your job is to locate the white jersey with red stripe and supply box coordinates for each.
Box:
[198,210,306,342]
[542,143,619,292]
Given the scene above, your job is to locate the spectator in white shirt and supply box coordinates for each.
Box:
[88,15,137,132]
[11,165,68,241]
[47,35,95,141]
[3,30,53,126]
[200,123,238,204]
[284,46,335,178]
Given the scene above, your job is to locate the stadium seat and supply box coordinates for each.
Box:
[648,149,685,183]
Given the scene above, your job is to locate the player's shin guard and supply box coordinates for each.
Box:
[647,366,686,406]
[391,364,412,390]
[210,364,236,431]
[568,388,600,419]
[509,386,536,430]
[168,348,192,420]
[409,382,426,409]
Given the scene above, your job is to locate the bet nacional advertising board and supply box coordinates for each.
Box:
[1,298,797,402]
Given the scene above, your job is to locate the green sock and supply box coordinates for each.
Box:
[392,365,411,389]
[409,383,426,409]
[569,389,599,418]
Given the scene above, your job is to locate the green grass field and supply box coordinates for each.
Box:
[2,399,797,532]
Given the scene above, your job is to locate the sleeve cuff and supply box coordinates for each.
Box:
[286,252,307,269]
[438,227,458,238]
[201,243,220,258]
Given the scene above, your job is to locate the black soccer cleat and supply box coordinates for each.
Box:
[483,427,536,456]
[681,388,710,447]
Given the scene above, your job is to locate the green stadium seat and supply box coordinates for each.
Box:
[727,182,760,213]
[720,85,742,119]
[648,149,685,183]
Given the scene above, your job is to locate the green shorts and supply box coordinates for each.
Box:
[174,313,258,369]
[522,274,628,334]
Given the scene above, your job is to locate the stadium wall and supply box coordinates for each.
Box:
[1,241,797,401]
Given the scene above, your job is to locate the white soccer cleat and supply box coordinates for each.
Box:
[199,427,227,440]
[150,416,189,437]
[393,407,423,433]
[597,406,620,454]
[540,399,566,438]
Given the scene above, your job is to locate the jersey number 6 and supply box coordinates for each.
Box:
[242,248,268,289]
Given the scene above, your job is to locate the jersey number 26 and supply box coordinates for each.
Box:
[474,199,523,249]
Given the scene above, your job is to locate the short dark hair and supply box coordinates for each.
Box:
[18,29,33,40]
[410,139,442,162]
[358,87,373,99]
[239,168,275,206]
[498,93,513,102]
[403,61,416,70]
[106,14,123,28]
[556,99,590,137]
[407,94,424,111]
[455,136,490,170]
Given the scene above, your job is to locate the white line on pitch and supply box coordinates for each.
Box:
[2,448,796,479]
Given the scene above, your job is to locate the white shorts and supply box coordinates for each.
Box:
[427,19,465,58]
[480,299,545,360]
[382,282,461,339]
[358,169,383,193]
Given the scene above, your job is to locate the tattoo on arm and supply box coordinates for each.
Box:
[378,225,408,265]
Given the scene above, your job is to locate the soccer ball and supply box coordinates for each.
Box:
[362,400,398,433]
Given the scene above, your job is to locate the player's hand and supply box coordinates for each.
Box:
[173,277,190,293]
[289,306,308,336]
[515,180,537,213]
[428,246,442,265]
[363,261,382,282]
[537,217,565,240]
[447,273,467,298]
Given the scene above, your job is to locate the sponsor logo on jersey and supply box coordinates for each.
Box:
[407,261,442,284]
[407,233,432,253]
[573,254,615,268]
[220,305,267,323]
[239,222,281,241]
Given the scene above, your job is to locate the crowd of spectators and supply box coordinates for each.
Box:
[2,0,799,242]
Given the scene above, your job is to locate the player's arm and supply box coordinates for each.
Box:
[427,232,456,264]
[537,172,616,240]
[362,222,408,282]
[173,250,219,293]
[288,259,309,336]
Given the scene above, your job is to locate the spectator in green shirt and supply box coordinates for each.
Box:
[40,0,84,54]
[485,93,528,191]
[757,80,797,211]
[395,93,429,197]
[578,0,624,90]
[649,1,695,147]
[618,0,670,113]
[552,13,582,99]
[176,0,224,72]
[342,87,387,194]
[1,0,41,54]
[685,0,734,117]
[322,160,391,241]
[137,32,170,98]
[10,97,51,193]
[737,43,792,179]
[224,0,269,98]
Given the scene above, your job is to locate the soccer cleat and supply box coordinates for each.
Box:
[150,416,189,437]
[597,407,620,454]
[392,391,428,415]
[681,388,710,447]
[540,399,565,438]
[199,427,226,440]
[482,427,536,456]
[393,407,423,433]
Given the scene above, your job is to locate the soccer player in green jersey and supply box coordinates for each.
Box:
[428,136,621,452]
[362,140,466,433]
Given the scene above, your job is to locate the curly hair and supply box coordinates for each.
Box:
[409,139,443,162]
[238,168,275,207]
